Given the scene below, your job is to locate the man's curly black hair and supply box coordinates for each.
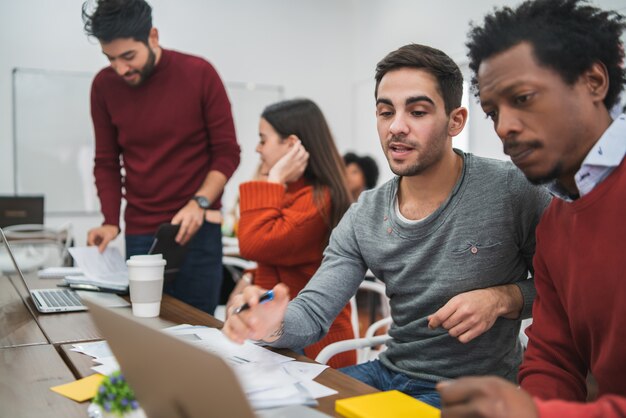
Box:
[82,0,152,44]
[466,0,626,109]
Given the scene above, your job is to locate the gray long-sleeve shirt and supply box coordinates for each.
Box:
[272,151,551,382]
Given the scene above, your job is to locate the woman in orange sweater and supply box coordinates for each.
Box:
[229,98,355,368]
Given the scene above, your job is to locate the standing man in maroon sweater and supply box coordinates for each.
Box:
[82,0,240,314]
[437,0,626,417]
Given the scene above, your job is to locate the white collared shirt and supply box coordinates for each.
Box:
[548,113,626,201]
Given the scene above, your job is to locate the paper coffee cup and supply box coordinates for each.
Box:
[127,257,166,318]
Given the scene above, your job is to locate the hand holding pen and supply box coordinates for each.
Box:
[233,290,275,314]
[222,284,290,345]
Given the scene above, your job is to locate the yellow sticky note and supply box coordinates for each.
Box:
[336,390,440,418]
[50,373,104,403]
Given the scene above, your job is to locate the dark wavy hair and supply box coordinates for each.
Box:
[82,0,152,44]
[466,0,626,109]
[375,44,464,115]
[261,99,351,236]
[343,152,379,190]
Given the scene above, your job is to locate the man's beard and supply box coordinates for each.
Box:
[386,128,448,177]
[503,140,561,185]
[524,162,562,185]
[124,47,157,86]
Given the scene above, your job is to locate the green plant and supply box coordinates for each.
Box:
[93,371,140,416]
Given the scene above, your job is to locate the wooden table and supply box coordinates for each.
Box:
[0,276,47,348]
[1,272,377,417]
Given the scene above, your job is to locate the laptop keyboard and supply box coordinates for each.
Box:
[39,289,83,308]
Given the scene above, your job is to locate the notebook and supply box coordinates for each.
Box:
[84,297,331,418]
[0,227,86,313]
[335,390,440,418]
[0,195,44,228]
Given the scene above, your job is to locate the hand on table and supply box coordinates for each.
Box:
[438,376,538,418]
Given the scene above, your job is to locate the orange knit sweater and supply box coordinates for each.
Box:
[238,178,356,368]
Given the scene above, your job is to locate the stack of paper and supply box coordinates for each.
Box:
[164,325,337,409]
[64,247,129,291]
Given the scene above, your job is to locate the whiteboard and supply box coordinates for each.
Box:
[12,68,283,215]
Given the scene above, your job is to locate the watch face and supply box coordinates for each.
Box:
[194,196,210,209]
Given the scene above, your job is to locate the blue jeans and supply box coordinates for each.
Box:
[125,222,223,315]
[340,359,441,408]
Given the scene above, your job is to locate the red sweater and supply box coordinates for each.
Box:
[519,159,626,417]
[238,179,356,368]
[90,49,240,234]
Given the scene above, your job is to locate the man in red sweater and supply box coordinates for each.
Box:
[437,0,626,417]
[82,0,240,314]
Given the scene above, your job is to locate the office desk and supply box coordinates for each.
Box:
[2,273,378,417]
[1,344,86,417]
[0,276,47,347]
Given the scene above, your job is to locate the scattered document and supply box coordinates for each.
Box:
[37,266,83,278]
[50,373,104,402]
[248,382,318,410]
[164,326,294,366]
[71,340,113,359]
[91,356,120,376]
[66,247,128,291]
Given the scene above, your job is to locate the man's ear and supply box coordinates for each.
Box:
[448,107,468,137]
[148,27,159,49]
[584,61,609,104]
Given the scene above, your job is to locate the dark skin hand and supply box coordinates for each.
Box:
[438,376,539,418]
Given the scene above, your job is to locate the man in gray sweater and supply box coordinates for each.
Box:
[223,44,550,408]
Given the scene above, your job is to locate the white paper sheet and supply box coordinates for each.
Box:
[71,340,113,359]
[165,327,294,366]
[281,361,328,381]
[67,246,129,289]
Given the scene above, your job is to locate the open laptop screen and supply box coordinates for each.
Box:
[0,196,44,228]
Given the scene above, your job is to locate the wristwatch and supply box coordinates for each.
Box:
[192,195,211,210]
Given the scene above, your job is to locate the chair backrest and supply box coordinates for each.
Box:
[0,223,72,273]
[318,275,391,365]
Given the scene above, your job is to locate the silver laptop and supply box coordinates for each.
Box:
[0,227,86,313]
[84,297,330,418]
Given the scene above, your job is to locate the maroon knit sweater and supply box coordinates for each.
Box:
[90,49,240,234]
[520,158,626,417]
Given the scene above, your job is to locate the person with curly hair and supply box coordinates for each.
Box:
[438,1,626,417]
[343,152,380,200]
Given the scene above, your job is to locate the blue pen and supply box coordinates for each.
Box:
[234,290,274,314]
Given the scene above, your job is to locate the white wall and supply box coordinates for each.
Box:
[2,0,626,247]
[0,0,355,248]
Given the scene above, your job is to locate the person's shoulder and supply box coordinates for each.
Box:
[351,178,396,212]
[92,66,119,86]
[167,49,217,72]
[466,152,515,175]
[466,152,528,189]
[465,152,551,206]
